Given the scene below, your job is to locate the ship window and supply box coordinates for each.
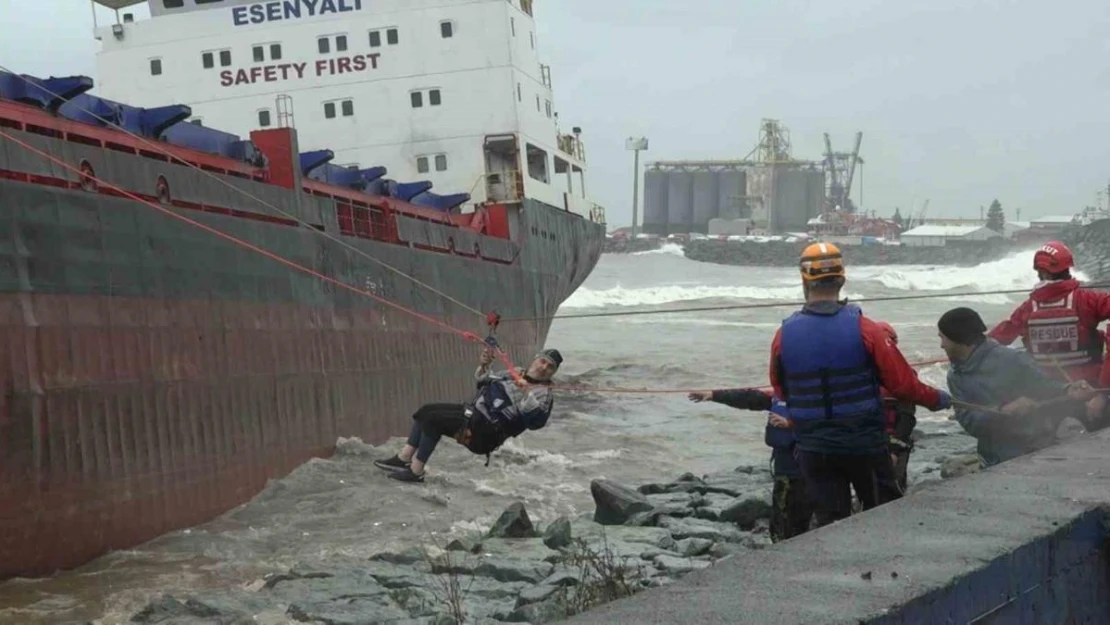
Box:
[270,43,282,60]
[440,21,454,38]
[318,37,330,54]
[202,52,214,69]
[150,58,162,76]
[324,102,336,119]
[369,30,381,47]
[530,32,534,48]
[511,18,516,36]
[258,109,271,127]
[417,157,429,174]
[336,35,348,51]
[163,0,184,7]
[516,83,521,101]
[253,46,264,62]
[411,91,423,108]
[387,28,399,45]
[545,100,552,118]
[219,50,231,66]
[435,154,447,172]
[429,89,441,106]
[536,95,541,112]
[341,99,354,117]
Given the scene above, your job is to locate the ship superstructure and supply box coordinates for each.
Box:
[92,0,601,221]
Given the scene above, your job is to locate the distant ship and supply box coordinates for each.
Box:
[0,0,604,579]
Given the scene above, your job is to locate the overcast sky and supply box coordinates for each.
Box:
[2,0,1108,225]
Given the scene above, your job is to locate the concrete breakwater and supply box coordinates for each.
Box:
[1063,219,1110,282]
[684,238,1021,267]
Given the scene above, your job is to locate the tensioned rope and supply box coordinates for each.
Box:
[0,65,485,318]
[0,126,527,381]
[3,125,1099,399]
[502,283,1110,323]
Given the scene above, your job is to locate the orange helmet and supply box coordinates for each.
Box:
[799,242,846,282]
[876,321,898,344]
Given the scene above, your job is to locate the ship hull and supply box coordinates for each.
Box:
[0,172,602,578]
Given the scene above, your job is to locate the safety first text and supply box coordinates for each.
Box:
[219,55,381,87]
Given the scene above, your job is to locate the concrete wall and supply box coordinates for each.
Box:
[562,429,1110,625]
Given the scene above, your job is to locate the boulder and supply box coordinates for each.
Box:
[940,454,982,479]
[718,497,773,530]
[488,502,538,538]
[674,538,714,557]
[542,516,572,550]
[446,536,483,554]
[591,479,653,525]
[658,516,746,543]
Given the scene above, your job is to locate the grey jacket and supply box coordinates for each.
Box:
[947,338,1074,467]
[472,365,554,437]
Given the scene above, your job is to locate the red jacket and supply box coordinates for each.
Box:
[988,279,1110,384]
[770,311,944,411]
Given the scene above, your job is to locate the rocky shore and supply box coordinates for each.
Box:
[684,238,1020,268]
[1063,220,1110,283]
[602,238,665,254]
[122,433,982,625]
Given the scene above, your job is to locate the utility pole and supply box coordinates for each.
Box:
[626,137,649,235]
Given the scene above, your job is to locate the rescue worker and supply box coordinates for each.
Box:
[769,242,952,528]
[876,321,917,493]
[988,240,1110,427]
[688,389,814,542]
[374,347,561,483]
[941,307,1096,467]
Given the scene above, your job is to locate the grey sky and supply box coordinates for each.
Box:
[2,1,1108,225]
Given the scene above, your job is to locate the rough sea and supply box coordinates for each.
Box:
[0,246,1058,624]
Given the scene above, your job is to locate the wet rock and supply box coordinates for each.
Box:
[941,454,982,479]
[653,554,712,573]
[718,496,774,530]
[131,594,251,624]
[674,538,714,557]
[515,583,563,607]
[479,537,560,563]
[370,546,428,565]
[505,596,566,623]
[446,536,483,554]
[488,502,538,538]
[572,521,677,551]
[262,567,333,590]
[542,516,572,550]
[658,516,746,543]
[434,556,555,584]
[286,594,411,625]
[591,479,653,525]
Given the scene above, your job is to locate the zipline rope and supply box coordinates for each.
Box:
[0,65,485,318]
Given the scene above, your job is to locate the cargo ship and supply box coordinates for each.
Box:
[0,0,604,579]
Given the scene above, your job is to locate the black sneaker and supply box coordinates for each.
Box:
[387,468,425,484]
[373,455,410,472]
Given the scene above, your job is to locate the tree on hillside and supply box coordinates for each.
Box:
[892,208,904,228]
[986,199,1005,232]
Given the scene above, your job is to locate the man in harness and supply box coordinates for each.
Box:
[769,242,952,528]
[988,241,1110,427]
[374,346,561,483]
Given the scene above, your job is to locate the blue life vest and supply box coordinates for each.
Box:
[779,305,885,452]
[763,397,795,449]
[478,380,514,425]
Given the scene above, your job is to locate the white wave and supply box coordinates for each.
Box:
[633,242,686,257]
[560,284,801,309]
[624,318,782,328]
[857,251,1048,293]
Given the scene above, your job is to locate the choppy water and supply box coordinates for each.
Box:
[0,247,1056,624]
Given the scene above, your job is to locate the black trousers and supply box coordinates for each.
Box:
[406,403,469,464]
[891,448,911,494]
[797,450,902,528]
[770,475,814,543]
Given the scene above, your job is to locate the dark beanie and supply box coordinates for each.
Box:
[938,308,987,345]
[538,348,563,368]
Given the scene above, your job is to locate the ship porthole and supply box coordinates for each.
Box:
[156,176,171,205]
[78,160,97,192]
[447,236,455,253]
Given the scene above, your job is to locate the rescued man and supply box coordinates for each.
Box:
[374,347,561,482]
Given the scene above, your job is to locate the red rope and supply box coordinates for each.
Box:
[0,128,501,351]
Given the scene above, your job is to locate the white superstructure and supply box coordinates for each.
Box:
[92,0,600,218]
